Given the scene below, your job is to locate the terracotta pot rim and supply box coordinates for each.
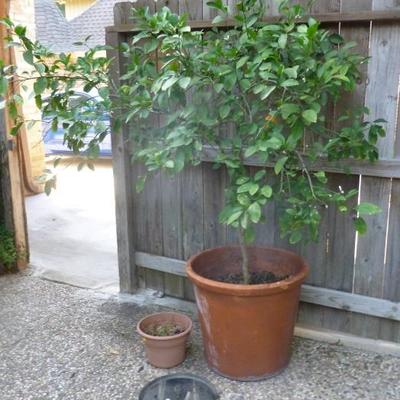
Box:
[186,245,309,297]
[136,311,193,341]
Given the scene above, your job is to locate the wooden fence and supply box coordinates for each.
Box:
[106,0,400,343]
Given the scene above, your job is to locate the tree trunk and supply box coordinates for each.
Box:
[238,228,250,284]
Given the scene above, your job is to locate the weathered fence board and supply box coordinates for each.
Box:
[109,0,400,343]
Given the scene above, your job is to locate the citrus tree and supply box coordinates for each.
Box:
[0,0,385,283]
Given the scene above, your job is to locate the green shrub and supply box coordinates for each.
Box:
[0,225,17,269]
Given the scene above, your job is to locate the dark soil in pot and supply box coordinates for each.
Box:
[210,270,290,285]
[143,322,184,337]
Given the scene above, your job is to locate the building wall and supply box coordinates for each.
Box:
[10,0,46,181]
[64,0,96,20]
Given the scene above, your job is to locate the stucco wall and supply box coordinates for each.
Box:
[10,0,46,181]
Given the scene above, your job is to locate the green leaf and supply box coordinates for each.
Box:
[143,38,159,54]
[244,146,258,158]
[165,160,175,169]
[226,210,243,225]
[314,171,327,183]
[261,185,273,198]
[286,122,303,150]
[284,66,298,79]
[219,104,231,119]
[0,76,8,95]
[244,226,255,244]
[248,202,262,223]
[23,51,34,65]
[356,202,382,215]
[260,86,276,100]
[280,103,300,119]
[278,34,287,49]
[274,156,288,175]
[214,83,224,93]
[237,193,250,206]
[237,182,257,194]
[302,109,317,124]
[135,176,146,193]
[281,79,298,87]
[212,15,225,24]
[236,56,249,69]
[354,217,367,235]
[178,77,191,90]
[207,0,225,11]
[236,176,249,185]
[249,183,259,196]
[33,77,47,95]
[254,170,266,181]
[289,231,302,244]
[162,76,178,91]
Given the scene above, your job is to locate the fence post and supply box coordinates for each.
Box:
[106,3,138,293]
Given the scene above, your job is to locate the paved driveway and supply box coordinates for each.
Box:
[25,159,118,292]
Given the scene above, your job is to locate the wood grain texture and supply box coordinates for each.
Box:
[340,0,373,11]
[203,164,227,248]
[133,250,400,321]
[111,0,400,341]
[106,30,137,293]
[106,10,400,33]
[368,0,399,341]
[161,171,185,297]
[352,176,391,339]
[380,179,400,340]
[202,146,400,178]
[364,22,400,159]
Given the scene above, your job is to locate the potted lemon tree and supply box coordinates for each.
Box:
[1,0,384,381]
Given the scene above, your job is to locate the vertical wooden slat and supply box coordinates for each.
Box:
[295,0,340,327]
[371,0,400,10]
[141,169,165,292]
[131,1,163,292]
[321,174,359,332]
[363,23,400,159]
[153,0,185,298]
[179,0,203,19]
[177,0,205,300]
[380,179,400,341]
[161,172,185,297]
[340,0,373,12]
[352,177,391,338]
[317,19,371,332]
[203,164,227,249]
[107,23,137,293]
[352,1,400,340]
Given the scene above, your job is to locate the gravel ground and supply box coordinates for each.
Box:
[0,272,399,400]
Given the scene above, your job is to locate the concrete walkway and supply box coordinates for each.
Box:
[25,160,119,292]
[1,272,399,400]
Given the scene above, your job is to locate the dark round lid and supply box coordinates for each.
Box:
[139,373,219,400]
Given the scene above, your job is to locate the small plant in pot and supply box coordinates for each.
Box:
[1,0,385,382]
[137,312,193,368]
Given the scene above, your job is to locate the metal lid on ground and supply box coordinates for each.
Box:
[139,373,219,400]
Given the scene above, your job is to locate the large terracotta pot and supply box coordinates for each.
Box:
[186,246,309,381]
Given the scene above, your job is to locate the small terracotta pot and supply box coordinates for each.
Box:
[187,246,309,381]
[137,311,192,368]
